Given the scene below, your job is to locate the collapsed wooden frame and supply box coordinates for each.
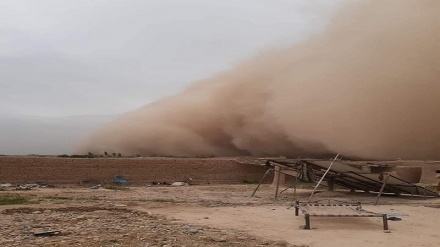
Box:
[251,159,439,202]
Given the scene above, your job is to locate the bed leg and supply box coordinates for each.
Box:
[305,214,311,230]
[382,214,389,230]
[295,201,299,216]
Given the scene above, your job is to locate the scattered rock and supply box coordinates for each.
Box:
[0,182,12,188]
[152,181,171,186]
[76,215,87,220]
[189,227,199,234]
[211,236,228,242]
[16,186,32,190]
[171,182,187,187]
[90,184,102,189]
[274,240,289,246]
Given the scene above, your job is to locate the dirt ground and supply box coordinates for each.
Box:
[1,183,439,247]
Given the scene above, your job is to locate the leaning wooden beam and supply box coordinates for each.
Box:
[275,166,282,199]
[308,154,340,202]
[251,168,272,197]
[292,165,301,200]
[374,174,391,205]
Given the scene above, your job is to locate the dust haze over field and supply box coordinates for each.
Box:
[79,0,440,160]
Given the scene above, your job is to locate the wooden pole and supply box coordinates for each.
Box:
[293,172,299,200]
[305,214,311,230]
[275,166,281,199]
[382,214,389,230]
[327,177,334,191]
[374,174,390,206]
[308,154,340,202]
[251,169,272,197]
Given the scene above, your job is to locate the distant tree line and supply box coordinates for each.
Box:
[57,152,142,158]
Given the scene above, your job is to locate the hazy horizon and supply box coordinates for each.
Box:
[0,0,342,154]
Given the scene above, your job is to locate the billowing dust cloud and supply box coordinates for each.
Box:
[78,0,440,160]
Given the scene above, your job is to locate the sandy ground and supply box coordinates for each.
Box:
[1,184,439,247]
[150,204,440,247]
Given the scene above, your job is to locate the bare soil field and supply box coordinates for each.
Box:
[1,157,439,246]
[1,183,440,247]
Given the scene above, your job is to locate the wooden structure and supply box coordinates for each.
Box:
[251,159,305,199]
[251,158,439,202]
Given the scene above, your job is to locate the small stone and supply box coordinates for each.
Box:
[212,236,227,242]
[204,217,209,219]
[274,240,289,246]
[32,211,42,214]
[0,183,12,188]
[76,215,87,220]
[189,227,199,234]
[43,210,52,214]
[171,182,186,186]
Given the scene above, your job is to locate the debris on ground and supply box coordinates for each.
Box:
[388,216,402,221]
[16,183,39,190]
[90,184,102,189]
[0,206,286,247]
[0,182,12,188]
[171,182,187,186]
[151,181,171,185]
[113,175,129,185]
[33,230,61,237]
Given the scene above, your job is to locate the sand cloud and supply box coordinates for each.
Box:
[79,0,440,160]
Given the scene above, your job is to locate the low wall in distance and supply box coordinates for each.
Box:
[1,157,438,186]
[0,157,268,185]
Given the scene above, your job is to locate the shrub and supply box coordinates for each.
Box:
[0,194,29,205]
